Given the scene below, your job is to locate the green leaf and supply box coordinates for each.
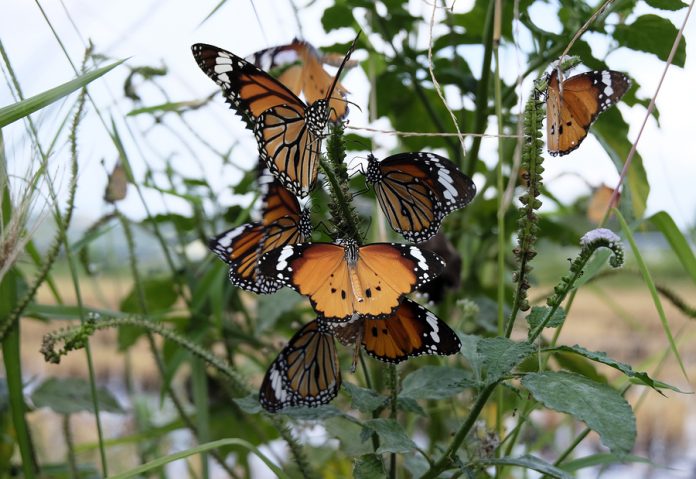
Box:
[522,371,636,454]
[353,454,386,479]
[325,417,373,457]
[362,418,416,454]
[477,337,534,384]
[457,333,482,379]
[526,306,566,335]
[616,208,689,380]
[643,0,687,10]
[120,277,178,314]
[560,452,655,472]
[343,382,387,412]
[649,211,696,285]
[614,14,687,67]
[280,405,345,420]
[399,366,475,400]
[255,288,303,334]
[545,345,684,393]
[31,377,122,415]
[322,3,354,32]
[478,455,572,479]
[233,394,262,414]
[0,59,126,128]
[593,108,650,220]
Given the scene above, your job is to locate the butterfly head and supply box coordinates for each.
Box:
[305,99,329,136]
[336,238,360,266]
[364,154,382,185]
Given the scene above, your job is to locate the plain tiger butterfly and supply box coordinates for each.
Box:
[546,68,630,156]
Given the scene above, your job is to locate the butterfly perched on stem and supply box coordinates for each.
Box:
[191,34,359,197]
[546,68,630,156]
[259,318,340,412]
[248,39,355,122]
[365,152,476,243]
[332,298,461,365]
[209,177,312,294]
[258,239,445,322]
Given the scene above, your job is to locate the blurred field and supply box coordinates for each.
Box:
[11,271,696,476]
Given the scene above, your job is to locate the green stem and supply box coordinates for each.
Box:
[389,365,398,479]
[63,414,79,478]
[420,382,499,479]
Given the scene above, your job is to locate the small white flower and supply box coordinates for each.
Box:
[580,228,621,246]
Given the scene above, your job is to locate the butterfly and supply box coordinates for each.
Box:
[103,161,128,203]
[248,39,355,122]
[259,318,341,412]
[365,152,476,243]
[258,238,445,321]
[209,177,312,294]
[546,68,630,156]
[332,298,461,364]
[191,36,357,197]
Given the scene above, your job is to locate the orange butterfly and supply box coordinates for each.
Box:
[192,37,357,197]
[546,69,630,156]
[209,177,311,294]
[248,39,355,122]
[258,239,445,321]
[259,318,340,412]
[332,298,461,364]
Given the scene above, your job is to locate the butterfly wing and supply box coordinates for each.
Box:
[367,153,476,243]
[191,43,304,130]
[333,299,461,363]
[547,70,630,156]
[296,42,349,122]
[255,104,322,197]
[209,224,268,293]
[259,242,445,321]
[259,319,341,412]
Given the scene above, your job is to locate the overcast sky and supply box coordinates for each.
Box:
[2,0,695,231]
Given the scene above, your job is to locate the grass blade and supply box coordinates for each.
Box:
[649,211,696,285]
[0,59,126,127]
[615,208,688,380]
[108,438,291,479]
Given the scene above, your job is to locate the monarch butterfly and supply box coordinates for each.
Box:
[259,318,340,412]
[365,152,476,243]
[209,177,312,294]
[191,36,357,197]
[248,39,354,122]
[258,239,445,321]
[546,68,630,156]
[332,298,462,364]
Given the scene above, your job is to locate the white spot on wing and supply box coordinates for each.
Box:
[409,247,429,271]
[601,71,613,97]
[276,246,295,271]
[425,311,441,343]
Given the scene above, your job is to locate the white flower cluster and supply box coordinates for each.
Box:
[580,228,621,247]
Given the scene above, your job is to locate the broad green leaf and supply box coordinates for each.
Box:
[31,377,122,415]
[362,418,416,454]
[477,337,534,384]
[649,211,696,285]
[0,59,126,128]
[457,333,482,379]
[280,405,345,420]
[403,454,429,478]
[396,397,426,416]
[233,394,262,414]
[322,3,354,32]
[399,366,475,400]
[616,208,688,380]
[353,454,385,479]
[643,0,687,10]
[526,306,566,335]
[343,382,387,413]
[593,108,650,220]
[561,453,655,472]
[544,345,683,392]
[614,14,686,67]
[120,277,178,314]
[325,417,373,457]
[478,455,572,479]
[522,371,636,454]
[256,288,303,334]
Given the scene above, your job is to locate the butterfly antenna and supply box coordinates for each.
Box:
[325,31,361,102]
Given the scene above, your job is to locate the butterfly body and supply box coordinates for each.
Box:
[332,298,461,364]
[259,239,445,321]
[546,69,630,156]
[209,179,312,294]
[260,318,340,412]
[365,152,476,243]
